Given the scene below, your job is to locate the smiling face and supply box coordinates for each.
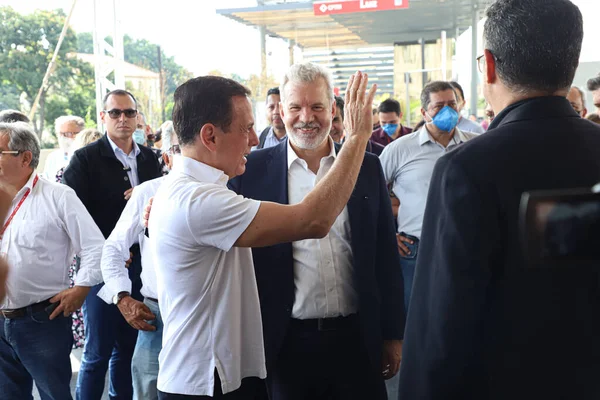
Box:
[281,78,334,150]
[329,106,344,144]
[215,96,259,179]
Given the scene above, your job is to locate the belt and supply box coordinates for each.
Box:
[0,299,53,319]
[290,314,358,332]
[145,297,158,304]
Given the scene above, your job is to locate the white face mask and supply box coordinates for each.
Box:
[58,135,75,153]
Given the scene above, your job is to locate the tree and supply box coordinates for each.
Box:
[0,7,94,137]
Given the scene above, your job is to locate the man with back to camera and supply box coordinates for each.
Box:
[449,81,486,134]
[257,87,287,149]
[398,0,600,399]
[148,71,380,399]
[370,99,412,147]
[63,89,161,399]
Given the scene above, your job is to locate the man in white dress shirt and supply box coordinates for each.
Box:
[149,72,376,399]
[100,121,179,400]
[0,122,104,400]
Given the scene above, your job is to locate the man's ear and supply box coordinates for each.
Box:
[331,100,336,120]
[484,49,497,85]
[22,150,33,168]
[199,124,218,152]
[279,102,285,120]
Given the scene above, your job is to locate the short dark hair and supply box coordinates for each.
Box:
[420,81,457,109]
[0,109,30,124]
[449,82,465,102]
[587,74,600,92]
[103,89,137,108]
[378,99,401,116]
[266,87,280,100]
[483,0,583,94]
[172,76,251,147]
[335,96,344,120]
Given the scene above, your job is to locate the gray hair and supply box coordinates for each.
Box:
[54,115,85,135]
[420,81,457,110]
[280,62,334,105]
[0,122,41,169]
[570,86,586,108]
[72,128,103,152]
[160,120,177,153]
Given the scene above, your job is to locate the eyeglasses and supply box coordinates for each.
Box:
[477,54,485,73]
[168,144,181,155]
[477,52,499,73]
[60,131,80,138]
[0,150,21,157]
[104,108,138,119]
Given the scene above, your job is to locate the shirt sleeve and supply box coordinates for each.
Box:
[379,143,399,185]
[187,185,261,252]
[59,188,105,287]
[99,185,147,303]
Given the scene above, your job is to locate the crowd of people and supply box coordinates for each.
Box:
[0,0,600,399]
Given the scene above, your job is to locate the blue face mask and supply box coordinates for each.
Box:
[132,129,146,145]
[426,106,459,132]
[382,124,399,137]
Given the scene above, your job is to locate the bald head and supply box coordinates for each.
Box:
[566,86,587,117]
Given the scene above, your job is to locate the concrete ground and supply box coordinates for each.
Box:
[33,348,109,400]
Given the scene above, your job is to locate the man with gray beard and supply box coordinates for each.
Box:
[229,62,404,400]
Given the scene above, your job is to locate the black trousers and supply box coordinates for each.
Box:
[158,370,266,399]
[266,315,387,400]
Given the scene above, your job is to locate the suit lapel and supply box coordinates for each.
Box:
[269,140,289,205]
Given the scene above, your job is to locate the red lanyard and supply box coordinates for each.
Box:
[0,175,39,240]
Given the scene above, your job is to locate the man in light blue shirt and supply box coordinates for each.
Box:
[379,80,478,400]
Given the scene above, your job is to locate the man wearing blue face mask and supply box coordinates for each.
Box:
[371,99,413,147]
[379,81,478,399]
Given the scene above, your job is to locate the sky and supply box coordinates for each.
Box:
[4,0,600,78]
[3,0,290,78]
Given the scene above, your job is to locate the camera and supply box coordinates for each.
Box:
[520,184,600,266]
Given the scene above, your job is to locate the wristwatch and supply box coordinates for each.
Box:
[112,291,130,305]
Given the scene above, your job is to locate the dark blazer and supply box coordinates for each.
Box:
[398,97,600,400]
[62,134,161,239]
[229,139,404,373]
[257,126,271,150]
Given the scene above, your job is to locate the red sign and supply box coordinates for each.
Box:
[313,0,409,16]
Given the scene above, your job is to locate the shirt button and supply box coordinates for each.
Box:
[124,176,129,181]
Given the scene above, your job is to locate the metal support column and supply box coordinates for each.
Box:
[441,31,447,81]
[289,39,295,66]
[420,38,426,89]
[470,3,479,117]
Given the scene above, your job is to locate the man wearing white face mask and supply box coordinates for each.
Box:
[43,115,85,180]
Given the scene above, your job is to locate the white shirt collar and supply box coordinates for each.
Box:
[287,136,337,170]
[418,125,469,147]
[106,134,140,158]
[172,155,229,186]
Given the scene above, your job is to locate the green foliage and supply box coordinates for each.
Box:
[0,6,95,135]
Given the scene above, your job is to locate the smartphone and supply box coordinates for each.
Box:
[44,302,59,316]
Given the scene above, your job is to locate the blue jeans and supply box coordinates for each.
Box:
[0,308,73,400]
[132,298,163,400]
[76,284,140,400]
[386,233,419,400]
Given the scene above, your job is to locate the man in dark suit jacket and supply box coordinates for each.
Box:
[230,62,404,400]
[398,1,600,399]
[63,89,161,399]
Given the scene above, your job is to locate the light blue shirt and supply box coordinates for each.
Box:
[457,117,485,134]
[263,127,287,149]
[380,126,478,238]
[106,134,141,187]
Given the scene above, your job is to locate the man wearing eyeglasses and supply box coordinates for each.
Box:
[43,115,85,181]
[63,89,162,400]
[398,1,600,399]
[98,121,179,400]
